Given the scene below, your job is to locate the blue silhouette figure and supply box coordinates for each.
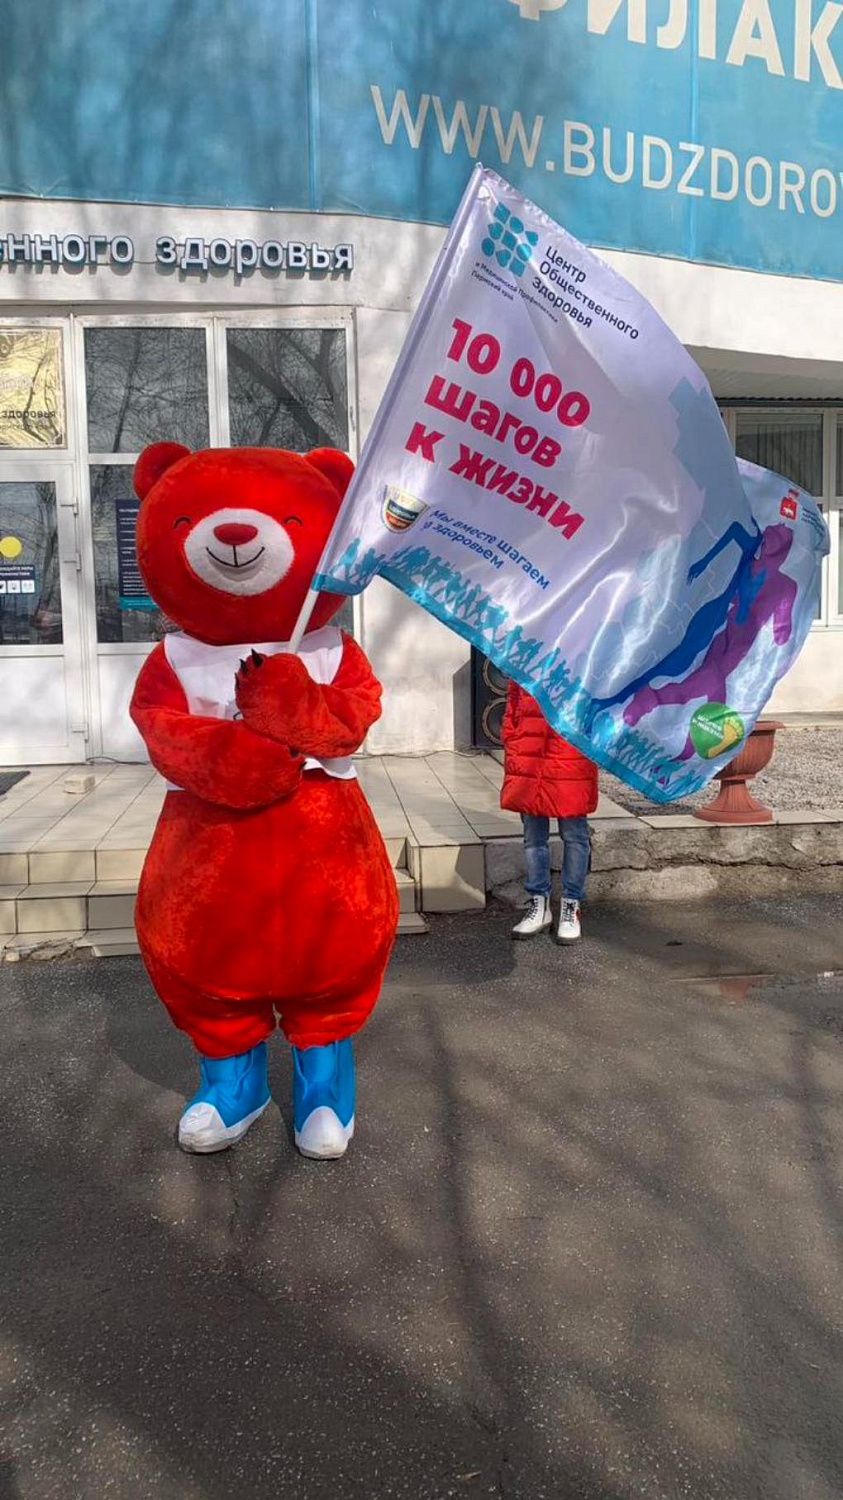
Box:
[583,519,762,731]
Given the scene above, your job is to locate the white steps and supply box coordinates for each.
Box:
[1,860,427,960]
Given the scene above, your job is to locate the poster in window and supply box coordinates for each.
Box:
[115,496,156,610]
[0,480,62,644]
[0,329,65,449]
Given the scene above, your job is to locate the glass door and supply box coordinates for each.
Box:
[78,319,212,759]
[0,464,87,763]
[217,320,355,635]
[76,313,356,759]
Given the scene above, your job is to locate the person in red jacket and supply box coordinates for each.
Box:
[500,681,599,943]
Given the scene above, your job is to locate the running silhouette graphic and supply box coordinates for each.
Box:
[585,521,797,758]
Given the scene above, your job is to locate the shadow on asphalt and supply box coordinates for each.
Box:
[1,894,842,1498]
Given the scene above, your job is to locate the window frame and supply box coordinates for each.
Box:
[831,413,843,625]
[0,314,73,457]
[71,308,359,656]
[722,404,841,632]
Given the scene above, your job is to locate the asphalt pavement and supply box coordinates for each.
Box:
[1,895,842,1500]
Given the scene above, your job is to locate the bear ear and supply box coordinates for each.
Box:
[134,442,191,500]
[306,447,354,500]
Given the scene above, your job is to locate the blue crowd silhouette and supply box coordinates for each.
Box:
[325,535,705,798]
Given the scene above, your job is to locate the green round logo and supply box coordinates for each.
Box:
[689,703,746,760]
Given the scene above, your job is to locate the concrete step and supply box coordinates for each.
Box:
[88,883,137,929]
[80,910,430,955]
[395,867,417,914]
[2,907,429,962]
[8,861,419,938]
[4,839,411,892]
[2,859,428,958]
[384,836,409,869]
[80,928,143,958]
[395,912,429,935]
[16,837,412,888]
[9,883,89,935]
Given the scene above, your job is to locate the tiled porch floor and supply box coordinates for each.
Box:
[2,757,839,952]
[0,754,631,861]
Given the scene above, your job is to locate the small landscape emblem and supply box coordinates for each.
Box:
[382,485,428,532]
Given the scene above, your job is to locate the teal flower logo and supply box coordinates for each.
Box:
[482,204,539,278]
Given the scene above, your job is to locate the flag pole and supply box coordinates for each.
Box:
[288,585,321,653]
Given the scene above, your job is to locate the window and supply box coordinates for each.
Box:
[85,327,209,454]
[0,329,65,449]
[224,326,353,635]
[735,410,823,496]
[730,407,841,628]
[0,480,62,644]
[82,318,353,644]
[836,427,843,619]
[227,328,348,450]
[90,464,170,645]
[85,326,211,643]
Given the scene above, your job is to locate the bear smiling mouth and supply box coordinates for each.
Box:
[205,545,267,570]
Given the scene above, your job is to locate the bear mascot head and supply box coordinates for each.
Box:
[133,442,354,643]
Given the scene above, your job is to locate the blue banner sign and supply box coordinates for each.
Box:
[1,0,840,281]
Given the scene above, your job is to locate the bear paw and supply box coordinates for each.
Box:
[235,650,313,743]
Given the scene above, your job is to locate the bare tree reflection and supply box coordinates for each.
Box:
[85,328,209,454]
[228,329,349,451]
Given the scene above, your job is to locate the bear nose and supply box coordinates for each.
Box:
[213,522,259,547]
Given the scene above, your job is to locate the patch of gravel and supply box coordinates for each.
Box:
[601,724,843,816]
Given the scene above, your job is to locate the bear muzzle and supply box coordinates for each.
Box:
[182,508,295,596]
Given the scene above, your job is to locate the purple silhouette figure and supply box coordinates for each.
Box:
[624,522,796,758]
[584,521,762,734]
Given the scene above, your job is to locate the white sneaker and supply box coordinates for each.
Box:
[556,898,582,945]
[512,894,552,939]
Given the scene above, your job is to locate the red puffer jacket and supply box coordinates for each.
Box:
[500,682,598,818]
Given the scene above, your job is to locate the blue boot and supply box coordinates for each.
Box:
[179,1042,270,1154]
[292,1039,355,1159]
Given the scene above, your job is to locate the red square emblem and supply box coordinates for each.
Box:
[780,497,798,520]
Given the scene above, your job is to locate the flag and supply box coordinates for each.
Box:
[313,166,828,801]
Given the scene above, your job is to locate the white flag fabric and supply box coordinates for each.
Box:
[314,166,828,801]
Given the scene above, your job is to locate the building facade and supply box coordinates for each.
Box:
[1,0,841,766]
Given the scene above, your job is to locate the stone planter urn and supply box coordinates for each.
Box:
[693,719,784,825]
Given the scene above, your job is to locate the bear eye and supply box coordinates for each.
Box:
[284,514,303,527]
[173,516,191,530]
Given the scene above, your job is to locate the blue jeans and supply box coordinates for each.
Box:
[522,814,590,901]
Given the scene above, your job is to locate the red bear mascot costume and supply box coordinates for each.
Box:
[130,442,399,1158]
